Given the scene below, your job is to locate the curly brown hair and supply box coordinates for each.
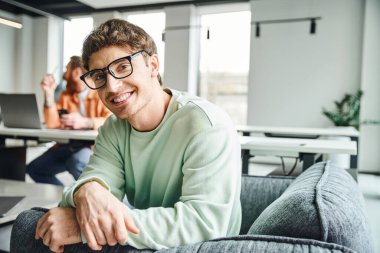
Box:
[69,56,85,73]
[82,19,162,85]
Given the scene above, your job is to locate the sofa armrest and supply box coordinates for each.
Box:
[248,161,374,253]
[240,174,294,234]
[153,235,355,253]
[201,235,355,253]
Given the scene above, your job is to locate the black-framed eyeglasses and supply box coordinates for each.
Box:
[80,50,146,90]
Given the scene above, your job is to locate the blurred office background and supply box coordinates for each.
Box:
[0,0,379,251]
[0,0,378,174]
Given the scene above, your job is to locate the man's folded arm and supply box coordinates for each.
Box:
[125,127,241,249]
[60,121,127,207]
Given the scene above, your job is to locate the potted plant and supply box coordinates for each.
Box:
[322,90,363,130]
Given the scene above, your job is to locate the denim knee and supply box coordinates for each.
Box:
[10,208,49,253]
[25,160,38,175]
[10,208,142,253]
[66,147,91,180]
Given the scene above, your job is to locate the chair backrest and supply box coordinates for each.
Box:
[240,175,294,234]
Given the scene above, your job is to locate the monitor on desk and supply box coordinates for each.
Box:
[0,93,43,129]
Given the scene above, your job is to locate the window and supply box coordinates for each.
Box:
[126,12,166,77]
[63,17,93,65]
[199,10,251,125]
[59,17,93,98]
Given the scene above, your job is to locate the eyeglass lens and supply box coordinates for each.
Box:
[84,58,132,89]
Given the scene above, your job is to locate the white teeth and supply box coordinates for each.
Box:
[113,93,131,103]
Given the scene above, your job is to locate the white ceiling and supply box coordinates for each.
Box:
[77,0,192,9]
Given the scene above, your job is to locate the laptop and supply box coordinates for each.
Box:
[0,196,25,218]
[0,93,43,129]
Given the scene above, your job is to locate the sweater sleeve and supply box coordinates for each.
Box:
[125,126,242,249]
[60,118,242,250]
[60,118,127,207]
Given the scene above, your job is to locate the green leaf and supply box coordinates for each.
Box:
[322,90,362,130]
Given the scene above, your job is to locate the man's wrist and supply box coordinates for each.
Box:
[73,180,107,206]
[73,181,94,206]
[73,185,83,206]
[86,118,94,129]
[44,94,54,108]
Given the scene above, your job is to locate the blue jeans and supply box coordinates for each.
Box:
[10,208,146,253]
[26,144,91,186]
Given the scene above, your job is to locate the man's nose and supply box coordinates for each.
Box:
[105,72,122,91]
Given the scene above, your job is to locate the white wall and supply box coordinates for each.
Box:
[15,15,34,93]
[163,5,200,94]
[359,0,380,173]
[247,0,364,127]
[1,2,379,173]
[31,16,64,115]
[32,17,49,101]
[0,10,17,93]
[1,13,41,94]
[0,11,64,117]
[93,11,121,27]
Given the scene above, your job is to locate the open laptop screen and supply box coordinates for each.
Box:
[0,93,42,129]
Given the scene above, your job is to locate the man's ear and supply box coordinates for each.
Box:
[149,54,160,79]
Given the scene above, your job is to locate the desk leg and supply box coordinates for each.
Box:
[301,153,315,171]
[350,136,358,169]
[315,154,323,163]
[0,146,26,181]
[241,132,251,174]
[241,149,250,174]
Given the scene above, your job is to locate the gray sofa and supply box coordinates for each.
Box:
[11,161,374,253]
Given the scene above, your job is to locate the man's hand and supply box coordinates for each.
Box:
[41,74,57,94]
[35,207,81,253]
[74,181,139,251]
[60,112,92,130]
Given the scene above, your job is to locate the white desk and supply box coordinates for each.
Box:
[0,126,97,144]
[0,126,97,181]
[236,125,359,138]
[0,126,357,176]
[236,125,359,169]
[240,136,357,174]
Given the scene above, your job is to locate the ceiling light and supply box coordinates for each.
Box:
[0,17,23,29]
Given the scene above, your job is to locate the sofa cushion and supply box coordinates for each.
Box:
[248,161,374,253]
[158,235,355,253]
[11,208,354,253]
[240,174,294,234]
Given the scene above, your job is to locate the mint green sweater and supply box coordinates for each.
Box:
[61,88,242,250]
